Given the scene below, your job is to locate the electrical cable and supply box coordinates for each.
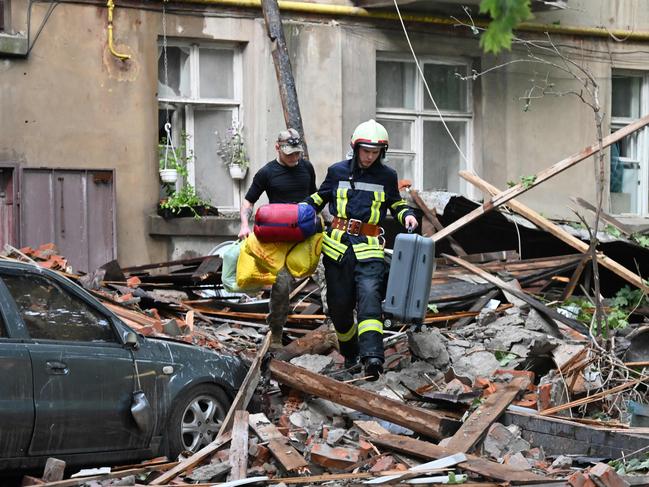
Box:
[26,0,60,55]
[391,0,470,168]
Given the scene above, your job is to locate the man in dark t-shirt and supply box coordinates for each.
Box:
[238,128,317,346]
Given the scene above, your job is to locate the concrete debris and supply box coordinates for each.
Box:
[8,243,649,487]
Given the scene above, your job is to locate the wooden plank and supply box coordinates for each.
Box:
[451,289,500,329]
[42,458,66,482]
[228,411,250,481]
[38,463,179,487]
[370,433,548,482]
[150,333,272,485]
[249,413,309,472]
[274,324,337,362]
[191,255,222,282]
[190,308,326,322]
[573,197,637,236]
[269,359,460,441]
[560,254,590,301]
[539,373,649,416]
[442,254,589,335]
[123,256,206,273]
[432,115,649,244]
[409,188,466,256]
[459,170,649,292]
[442,377,529,453]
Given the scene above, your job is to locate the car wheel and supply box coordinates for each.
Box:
[168,384,230,457]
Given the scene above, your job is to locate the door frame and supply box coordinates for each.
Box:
[0,162,20,247]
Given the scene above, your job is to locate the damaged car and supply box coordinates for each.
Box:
[0,260,248,471]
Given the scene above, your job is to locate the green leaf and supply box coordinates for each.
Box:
[427,303,439,314]
[494,350,518,366]
[479,0,533,54]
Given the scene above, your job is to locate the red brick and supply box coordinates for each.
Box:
[568,471,597,487]
[537,383,552,411]
[127,276,141,287]
[370,455,397,473]
[310,443,360,470]
[493,369,535,383]
[589,463,630,487]
[358,439,374,458]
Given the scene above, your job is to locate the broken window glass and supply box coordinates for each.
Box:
[1,274,116,343]
[158,45,191,98]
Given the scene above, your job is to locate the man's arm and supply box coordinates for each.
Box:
[385,173,418,231]
[238,199,254,239]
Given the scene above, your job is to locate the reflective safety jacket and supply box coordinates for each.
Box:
[303,159,415,262]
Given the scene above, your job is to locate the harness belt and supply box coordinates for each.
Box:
[331,216,382,237]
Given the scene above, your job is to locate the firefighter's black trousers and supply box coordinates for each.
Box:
[323,249,385,363]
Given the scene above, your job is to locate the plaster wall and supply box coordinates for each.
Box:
[533,0,649,32]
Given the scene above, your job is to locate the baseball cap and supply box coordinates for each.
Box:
[277,128,303,155]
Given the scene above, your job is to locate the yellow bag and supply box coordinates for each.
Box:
[236,238,276,290]
[286,232,323,278]
[244,233,292,274]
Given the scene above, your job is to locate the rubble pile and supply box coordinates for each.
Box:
[6,236,649,487]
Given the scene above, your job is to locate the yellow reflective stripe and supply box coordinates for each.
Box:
[368,191,385,225]
[355,251,384,260]
[391,199,408,210]
[397,208,408,224]
[322,245,343,261]
[309,193,323,206]
[358,319,383,336]
[331,229,345,242]
[336,188,348,218]
[324,233,347,252]
[352,242,382,252]
[366,236,380,247]
[336,323,358,343]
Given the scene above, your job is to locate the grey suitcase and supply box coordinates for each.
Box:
[382,233,435,323]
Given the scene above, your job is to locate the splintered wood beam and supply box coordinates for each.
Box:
[151,333,271,485]
[268,359,460,440]
[249,413,309,472]
[432,115,649,244]
[228,411,250,481]
[459,170,649,293]
[370,433,548,483]
[274,324,337,362]
[442,253,589,335]
[442,377,530,453]
[409,188,466,256]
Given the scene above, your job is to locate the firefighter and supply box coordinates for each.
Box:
[303,119,418,380]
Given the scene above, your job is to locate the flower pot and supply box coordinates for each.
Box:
[159,168,179,184]
[228,165,248,180]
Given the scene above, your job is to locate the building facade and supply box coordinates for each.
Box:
[1,0,648,270]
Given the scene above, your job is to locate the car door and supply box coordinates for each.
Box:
[0,270,153,456]
[0,296,34,459]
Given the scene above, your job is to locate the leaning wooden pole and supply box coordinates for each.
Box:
[261,0,309,159]
[459,170,649,293]
[432,115,649,243]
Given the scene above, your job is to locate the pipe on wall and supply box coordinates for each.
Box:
[171,0,649,42]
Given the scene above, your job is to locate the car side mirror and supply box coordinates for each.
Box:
[125,332,140,350]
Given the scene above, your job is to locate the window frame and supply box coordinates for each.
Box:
[610,69,649,216]
[158,40,244,210]
[376,53,474,195]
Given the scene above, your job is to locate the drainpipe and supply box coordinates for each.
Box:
[172,0,649,43]
[107,0,131,60]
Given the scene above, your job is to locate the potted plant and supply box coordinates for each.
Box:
[158,184,214,219]
[215,121,250,180]
[157,132,217,220]
[159,132,191,184]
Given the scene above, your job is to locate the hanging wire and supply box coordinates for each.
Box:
[391,0,470,166]
[162,122,177,170]
[162,0,170,126]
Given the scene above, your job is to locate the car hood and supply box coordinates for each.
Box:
[143,336,249,392]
